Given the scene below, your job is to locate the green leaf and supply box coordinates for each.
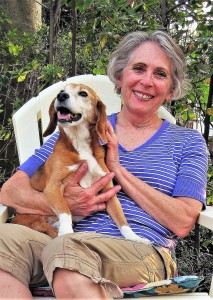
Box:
[99,35,108,50]
[17,71,30,82]
[143,4,149,13]
[7,42,23,56]
[188,112,197,120]
[3,131,11,141]
[31,60,40,70]
[181,112,188,121]
[207,108,213,116]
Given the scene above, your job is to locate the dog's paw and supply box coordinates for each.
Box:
[137,236,152,245]
[120,226,151,245]
[58,213,74,236]
[58,226,74,236]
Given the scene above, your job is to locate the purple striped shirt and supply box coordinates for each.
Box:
[19,114,208,249]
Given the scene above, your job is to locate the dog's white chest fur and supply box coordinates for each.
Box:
[64,124,106,187]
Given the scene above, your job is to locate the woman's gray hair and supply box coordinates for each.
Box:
[107,30,191,100]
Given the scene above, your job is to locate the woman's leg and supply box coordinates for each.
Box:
[0,224,51,298]
[42,232,176,299]
[0,269,33,299]
[53,269,112,299]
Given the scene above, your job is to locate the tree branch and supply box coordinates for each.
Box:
[70,0,77,76]
[166,0,186,14]
[49,0,62,65]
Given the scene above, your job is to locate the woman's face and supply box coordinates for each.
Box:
[117,41,174,117]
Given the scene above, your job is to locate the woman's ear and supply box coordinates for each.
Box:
[165,90,174,103]
[116,78,122,90]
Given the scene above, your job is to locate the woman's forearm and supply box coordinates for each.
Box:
[114,165,202,237]
[0,170,53,215]
[0,166,120,218]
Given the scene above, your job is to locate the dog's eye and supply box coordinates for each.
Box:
[79,91,88,97]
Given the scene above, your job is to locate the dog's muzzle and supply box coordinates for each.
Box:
[56,91,82,123]
[56,107,82,123]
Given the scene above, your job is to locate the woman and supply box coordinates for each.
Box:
[0,30,208,299]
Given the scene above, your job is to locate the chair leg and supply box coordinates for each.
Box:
[194,223,200,254]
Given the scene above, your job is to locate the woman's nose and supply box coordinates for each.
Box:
[139,72,153,87]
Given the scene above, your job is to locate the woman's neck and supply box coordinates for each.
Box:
[115,111,163,151]
[117,109,163,130]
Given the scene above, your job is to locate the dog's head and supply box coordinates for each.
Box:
[43,83,107,143]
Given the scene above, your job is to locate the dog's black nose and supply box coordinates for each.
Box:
[57,92,69,102]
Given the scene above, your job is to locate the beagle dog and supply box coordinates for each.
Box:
[12,83,150,244]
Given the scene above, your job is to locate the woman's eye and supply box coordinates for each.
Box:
[133,65,145,72]
[156,71,167,78]
[79,91,88,97]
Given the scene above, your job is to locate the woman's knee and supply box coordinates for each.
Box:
[41,233,101,289]
[53,269,75,296]
[53,269,111,299]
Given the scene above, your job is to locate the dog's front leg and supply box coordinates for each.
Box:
[44,181,74,236]
[104,185,151,244]
[96,162,151,244]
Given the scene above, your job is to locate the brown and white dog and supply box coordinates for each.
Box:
[12,83,150,243]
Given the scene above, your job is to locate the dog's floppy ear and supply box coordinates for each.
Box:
[96,100,108,144]
[43,99,57,137]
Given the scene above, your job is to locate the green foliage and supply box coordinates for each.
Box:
[38,64,63,90]
[74,0,156,75]
[176,226,213,292]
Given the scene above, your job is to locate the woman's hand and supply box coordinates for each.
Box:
[63,162,121,217]
[106,121,121,173]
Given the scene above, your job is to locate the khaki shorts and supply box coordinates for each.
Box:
[0,224,177,298]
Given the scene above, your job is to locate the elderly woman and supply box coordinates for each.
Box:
[0,30,208,299]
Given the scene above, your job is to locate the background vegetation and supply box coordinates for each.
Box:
[0,0,212,293]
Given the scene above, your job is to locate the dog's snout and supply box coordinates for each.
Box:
[57,92,69,102]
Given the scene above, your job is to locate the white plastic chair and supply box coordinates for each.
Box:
[0,74,212,299]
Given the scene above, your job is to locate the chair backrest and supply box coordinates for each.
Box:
[12,74,176,164]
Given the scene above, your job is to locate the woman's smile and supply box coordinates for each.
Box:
[133,90,154,100]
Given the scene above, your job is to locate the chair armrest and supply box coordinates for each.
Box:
[197,206,213,231]
[0,205,8,224]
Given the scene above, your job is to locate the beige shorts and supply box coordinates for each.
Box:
[0,223,177,298]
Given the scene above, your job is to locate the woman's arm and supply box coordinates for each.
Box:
[114,165,202,237]
[0,163,120,216]
[1,170,52,215]
[106,121,203,237]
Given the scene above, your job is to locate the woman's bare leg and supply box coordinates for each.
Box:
[53,269,112,300]
[0,269,32,299]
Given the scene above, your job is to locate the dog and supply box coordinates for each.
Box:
[12,83,150,244]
